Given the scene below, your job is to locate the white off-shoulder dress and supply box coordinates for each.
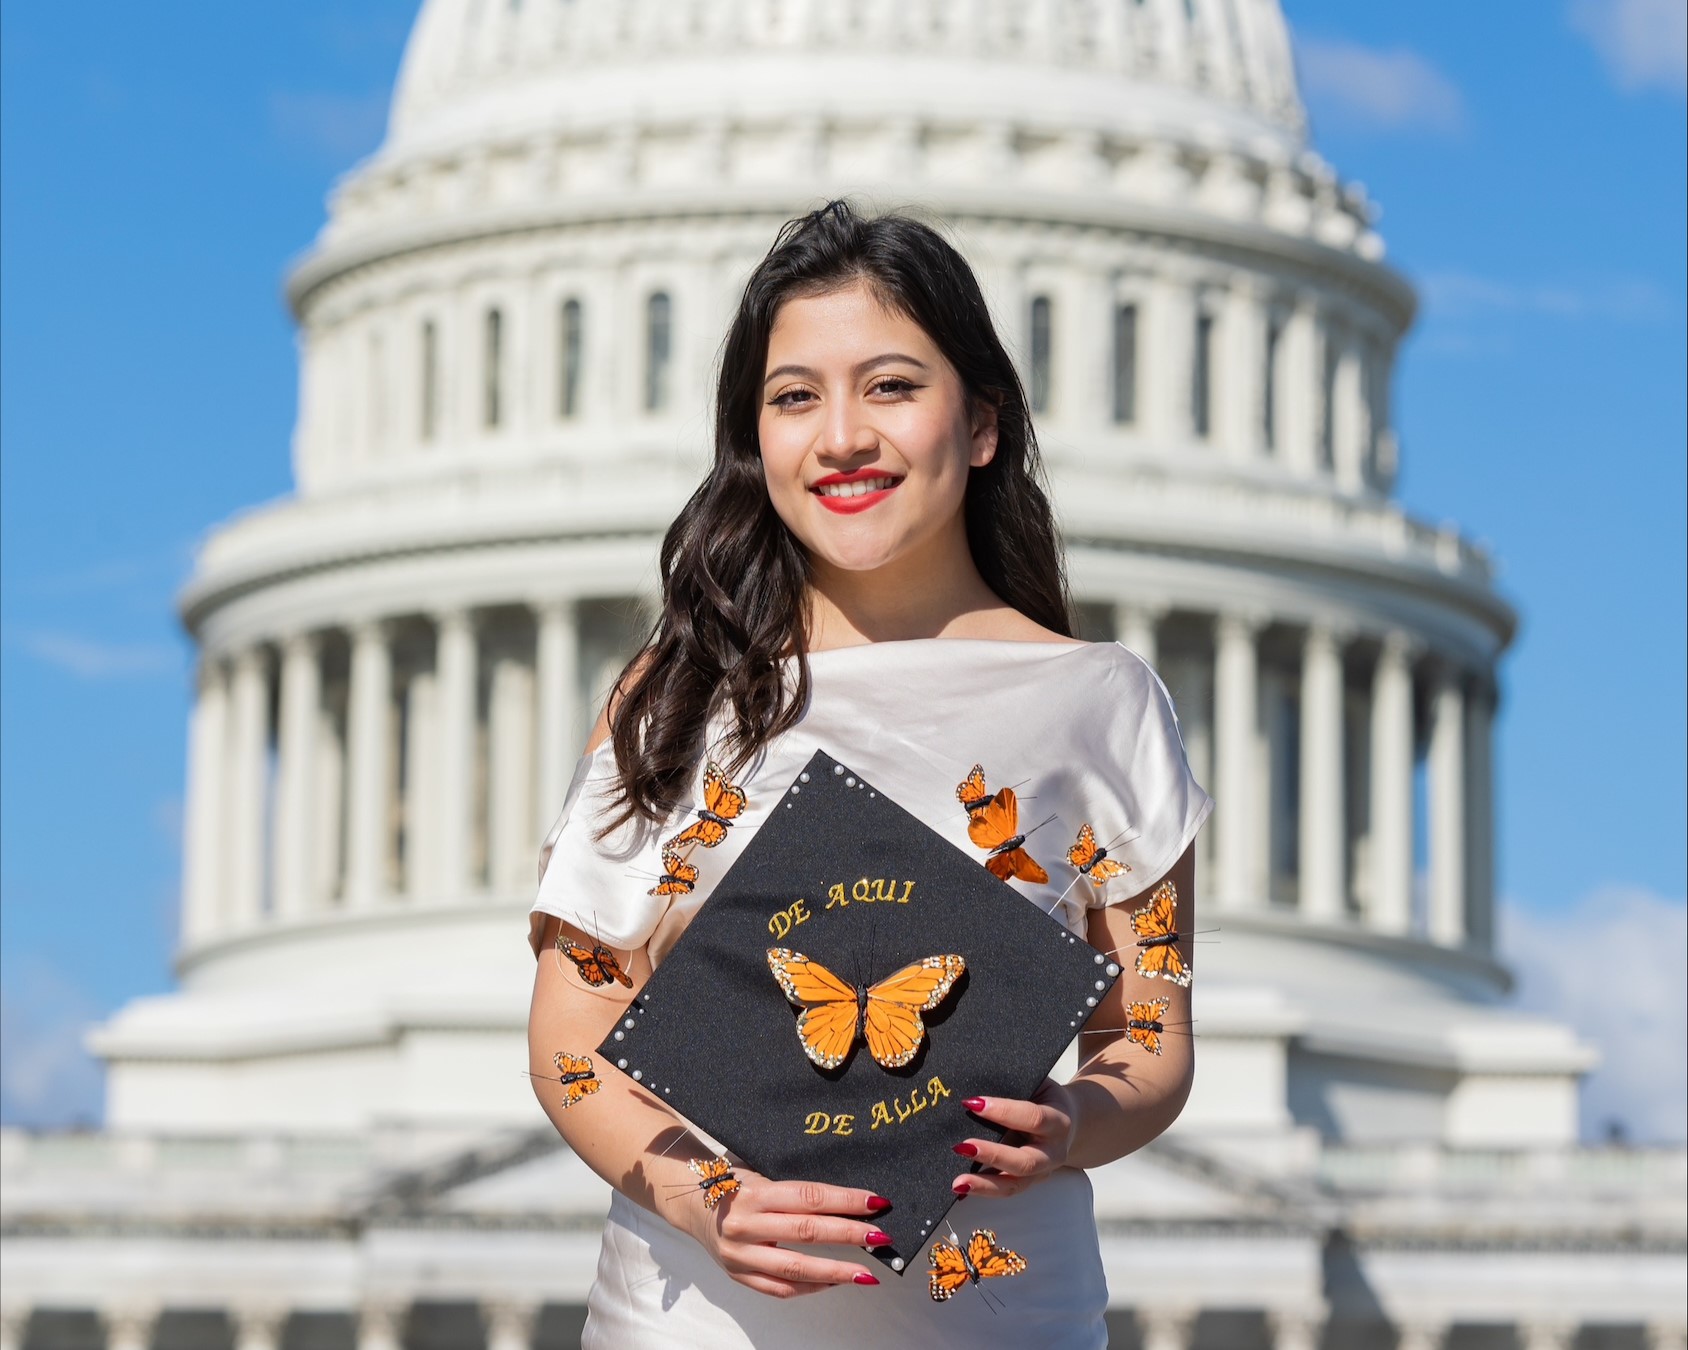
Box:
[529,638,1214,1350]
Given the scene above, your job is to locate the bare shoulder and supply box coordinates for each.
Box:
[583,649,657,756]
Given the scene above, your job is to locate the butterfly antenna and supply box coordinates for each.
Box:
[1021,812,1059,839]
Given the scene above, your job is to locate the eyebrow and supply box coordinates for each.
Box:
[762,353,932,387]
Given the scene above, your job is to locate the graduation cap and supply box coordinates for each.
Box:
[600,749,1121,1275]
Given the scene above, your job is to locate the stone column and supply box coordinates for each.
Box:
[483,1302,541,1350]
[1114,602,1160,670]
[1278,299,1321,474]
[1218,280,1263,462]
[1465,672,1497,951]
[312,689,346,904]
[180,655,229,946]
[273,631,322,921]
[1266,1311,1324,1350]
[1396,1323,1449,1350]
[1143,275,1193,448]
[345,619,394,907]
[1139,1306,1198,1350]
[1427,664,1467,947]
[102,1308,158,1350]
[227,644,271,926]
[1298,622,1346,922]
[232,1310,287,1350]
[1214,611,1264,909]
[0,1306,31,1350]
[488,647,536,895]
[401,668,439,900]
[435,607,479,899]
[1368,632,1417,935]
[535,598,582,837]
[1332,339,1368,493]
[355,1305,404,1350]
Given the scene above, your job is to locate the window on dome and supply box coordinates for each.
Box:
[420,320,438,444]
[1029,295,1053,414]
[645,291,672,413]
[559,298,583,420]
[1112,303,1138,425]
[484,307,504,429]
[1263,312,1283,453]
[1191,310,1214,440]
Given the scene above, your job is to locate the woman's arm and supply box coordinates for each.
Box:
[947,841,1197,1194]
[527,698,889,1298]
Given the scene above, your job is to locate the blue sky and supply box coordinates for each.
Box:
[2,2,1683,1138]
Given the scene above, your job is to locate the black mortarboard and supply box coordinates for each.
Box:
[600,749,1121,1275]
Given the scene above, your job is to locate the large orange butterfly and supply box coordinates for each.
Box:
[1124,999,1172,1056]
[1066,822,1130,889]
[928,1228,1028,1302]
[545,1051,604,1108]
[766,948,966,1070]
[966,786,1049,885]
[1130,879,1190,986]
[646,847,698,897]
[557,931,634,989]
[665,760,748,852]
[686,1155,741,1210]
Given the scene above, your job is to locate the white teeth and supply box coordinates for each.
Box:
[816,477,897,498]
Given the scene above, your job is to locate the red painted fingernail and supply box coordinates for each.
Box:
[866,1195,892,1212]
[953,1181,970,1197]
[853,1272,880,1286]
[963,1097,987,1111]
[953,1142,978,1157]
[865,1230,893,1246]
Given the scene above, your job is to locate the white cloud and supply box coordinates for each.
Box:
[269,88,390,163]
[1568,0,1687,95]
[7,628,182,679]
[0,956,106,1129]
[1295,37,1465,134]
[1421,270,1674,322]
[1501,884,1687,1143]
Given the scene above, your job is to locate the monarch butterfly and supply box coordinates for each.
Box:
[557,931,635,989]
[1066,822,1130,888]
[665,760,748,852]
[686,1154,741,1210]
[1124,999,1171,1056]
[966,786,1049,885]
[766,948,966,1070]
[646,846,698,897]
[928,1228,1028,1302]
[955,763,994,815]
[544,1051,604,1108]
[1130,879,1190,986]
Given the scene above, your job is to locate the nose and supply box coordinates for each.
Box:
[821,395,879,460]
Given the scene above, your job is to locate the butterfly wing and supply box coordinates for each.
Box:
[1086,856,1129,886]
[701,762,749,823]
[955,763,989,811]
[667,818,727,850]
[1067,823,1098,870]
[597,945,635,989]
[1127,999,1169,1056]
[702,1175,740,1210]
[862,954,967,1069]
[560,1077,602,1108]
[966,786,1018,851]
[648,848,698,897]
[986,846,1049,885]
[559,940,610,987]
[966,1229,1028,1281]
[928,1242,970,1301]
[768,948,861,1069]
[553,1051,594,1077]
[1131,881,1191,986]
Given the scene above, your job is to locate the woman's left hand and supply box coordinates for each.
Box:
[949,1078,1077,1199]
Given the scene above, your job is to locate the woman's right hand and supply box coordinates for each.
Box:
[672,1167,894,1298]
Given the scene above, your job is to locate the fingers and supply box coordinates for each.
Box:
[964,1092,1065,1137]
[955,1135,1050,1179]
[745,1179,889,1217]
[730,1245,881,1291]
[720,1208,891,1250]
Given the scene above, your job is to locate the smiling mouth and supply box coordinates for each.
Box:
[811,475,903,499]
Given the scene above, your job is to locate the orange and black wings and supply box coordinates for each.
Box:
[966,787,1049,885]
[767,948,965,1070]
[666,760,748,851]
[549,1051,603,1108]
[1124,999,1171,1056]
[955,763,992,814]
[1066,822,1129,888]
[558,934,635,989]
[1129,879,1190,986]
[966,1229,1028,1281]
[647,847,698,897]
[928,1241,971,1301]
[688,1155,741,1209]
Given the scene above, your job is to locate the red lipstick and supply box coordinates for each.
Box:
[809,467,904,515]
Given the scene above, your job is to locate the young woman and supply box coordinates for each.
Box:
[527,201,1212,1347]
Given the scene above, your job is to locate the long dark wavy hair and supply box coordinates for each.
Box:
[601,200,1074,831]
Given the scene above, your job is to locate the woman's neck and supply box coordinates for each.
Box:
[802,524,1011,649]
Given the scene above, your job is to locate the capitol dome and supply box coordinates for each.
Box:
[93,0,1587,1150]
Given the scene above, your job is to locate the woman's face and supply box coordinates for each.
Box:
[757,280,997,577]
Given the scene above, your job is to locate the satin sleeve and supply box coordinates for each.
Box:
[527,744,675,957]
[1085,643,1215,904]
